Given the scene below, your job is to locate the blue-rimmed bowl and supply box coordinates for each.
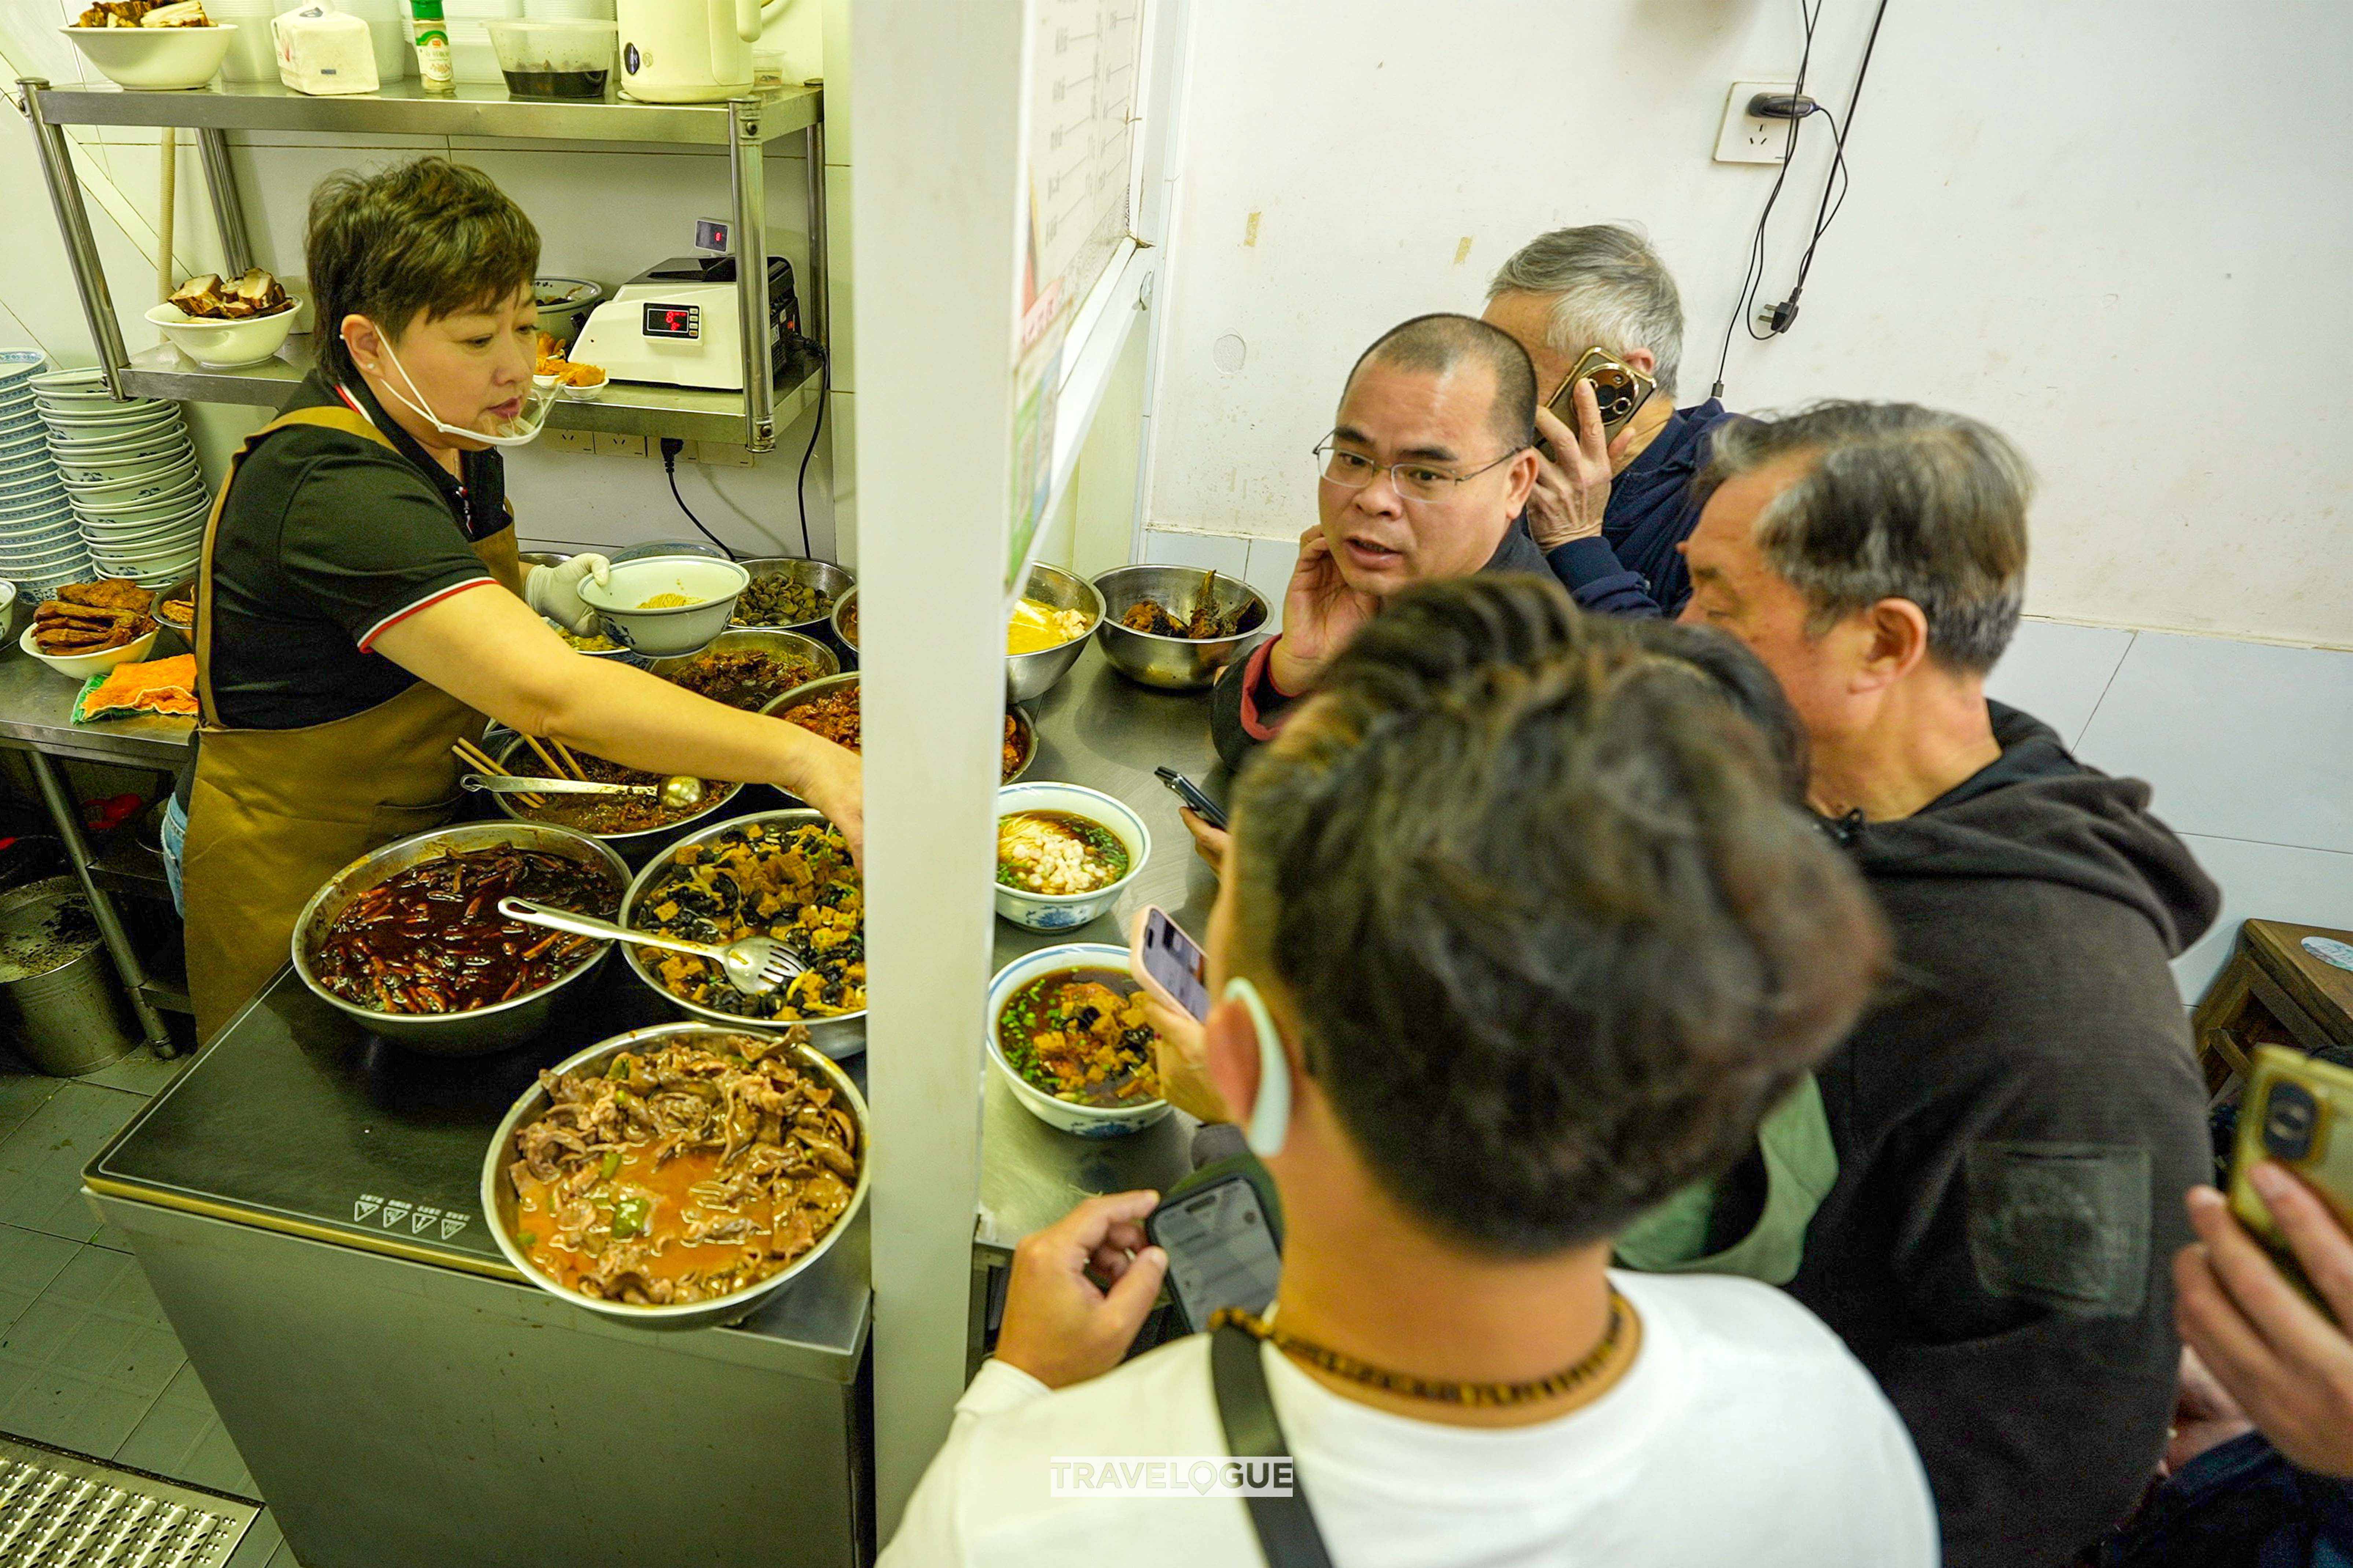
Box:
[992,781,1151,932]
[985,942,1174,1138]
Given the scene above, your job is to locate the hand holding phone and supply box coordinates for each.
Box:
[1156,767,1228,831]
[1148,1174,1284,1333]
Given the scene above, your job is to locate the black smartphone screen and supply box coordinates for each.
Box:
[1148,1175,1283,1332]
[1141,908,1210,1021]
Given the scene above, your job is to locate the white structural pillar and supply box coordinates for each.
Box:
[849,0,1028,1541]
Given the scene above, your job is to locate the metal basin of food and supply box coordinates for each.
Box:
[731,557,855,644]
[620,807,867,1059]
[760,671,1035,787]
[828,585,858,667]
[481,1020,870,1329]
[1006,561,1105,705]
[488,732,744,868]
[648,627,839,710]
[290,820,630,1056]
[1090,563,1273,691]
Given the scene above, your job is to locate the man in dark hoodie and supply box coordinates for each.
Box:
[1675,400,2220,1567]
[1208,313,1543,770]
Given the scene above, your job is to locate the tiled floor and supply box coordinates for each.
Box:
[0,1047,300,1567]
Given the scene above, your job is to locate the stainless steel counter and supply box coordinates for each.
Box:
[0,636,193,770]
[77,634,1239,1567]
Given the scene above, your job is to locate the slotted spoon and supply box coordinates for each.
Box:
[497,897,805,996]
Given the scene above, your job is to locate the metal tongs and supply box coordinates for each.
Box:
[462,772,707,810]
[497,897,806,996]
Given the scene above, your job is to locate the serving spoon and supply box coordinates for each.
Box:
[497,897,805,996]
[462,772,706,810]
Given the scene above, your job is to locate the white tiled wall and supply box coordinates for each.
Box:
[1145,520,2353,1009]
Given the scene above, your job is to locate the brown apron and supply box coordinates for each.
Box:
[182,405,524,1041]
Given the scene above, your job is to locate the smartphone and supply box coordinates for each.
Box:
[1155,766,1228,832]
[1147,1174,1284,1332]
[1133,905,1210,1022]
[1540,347,1656,459]
[2228,1045,2353,1320]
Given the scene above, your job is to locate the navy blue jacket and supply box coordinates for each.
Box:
[1544,398,1733,618]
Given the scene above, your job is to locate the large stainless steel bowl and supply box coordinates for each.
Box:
[759,671,1036,787]
[290,820,629,1056]
[648,626,838,709]
[828,584,858,666]
[731,557,855,643]
[481,1020,869,1329]
[621,807,867,1059]
[1006,561,1104,704]
[487,733,745,868]
[1090,563,1273,691]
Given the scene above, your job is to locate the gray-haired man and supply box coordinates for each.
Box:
[1482,224,1733,617]
[1675,400,2220,1566]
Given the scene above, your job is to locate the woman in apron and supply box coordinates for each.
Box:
[163,156,863,1042]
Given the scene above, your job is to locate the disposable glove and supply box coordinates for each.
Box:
[524,553,611,636]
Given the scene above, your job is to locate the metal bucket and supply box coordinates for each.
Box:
[0,877,135,1076]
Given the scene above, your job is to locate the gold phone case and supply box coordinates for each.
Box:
[1542,347,1657,455]
[2228,1045,2353,1315]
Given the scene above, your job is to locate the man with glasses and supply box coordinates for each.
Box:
[1209,312,1542,769]
[1482,225,1735,618]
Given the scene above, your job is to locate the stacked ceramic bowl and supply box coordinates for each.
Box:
[0,352,93,598]
[34,370,208,589]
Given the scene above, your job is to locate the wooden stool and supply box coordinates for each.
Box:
[2194,920,2353,1104]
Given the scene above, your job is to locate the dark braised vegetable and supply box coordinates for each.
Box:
[731,574,834,628]
[663,647,821,712]
[633,822,864,1022]
[508,1029,860,1306]
[314,847,620,1013]
[507,749,719,836]
[778,686,1028,781]
[998,968,1163,1106]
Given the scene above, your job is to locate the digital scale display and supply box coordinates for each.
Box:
[642,303,701,341]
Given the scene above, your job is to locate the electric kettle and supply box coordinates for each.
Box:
[615,0,761,103]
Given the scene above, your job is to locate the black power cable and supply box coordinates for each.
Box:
[657,437,740,560]
[1778,0,1892,317]
[1711,0,1823,400]
[794,344,828,561]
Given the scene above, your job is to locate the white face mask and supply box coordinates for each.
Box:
[371,334,553,449]
[1226,976,1293,1159]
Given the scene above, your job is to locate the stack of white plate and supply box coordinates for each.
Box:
[34,369,209,590]
[0,352,93,598]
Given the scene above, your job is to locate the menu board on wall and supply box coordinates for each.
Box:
[1007,0,1145,588]
[1018,0,1144,349]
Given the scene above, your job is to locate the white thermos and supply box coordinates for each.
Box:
[614,0,759,103]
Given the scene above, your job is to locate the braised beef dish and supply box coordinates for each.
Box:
[507,1030,860,1306]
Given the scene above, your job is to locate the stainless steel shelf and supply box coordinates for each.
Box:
[28,76,821,146]
[120,335,821,445]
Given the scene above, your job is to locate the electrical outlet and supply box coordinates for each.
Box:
[593,433,647,459]
[1714,80,1799,165]
[546,428,592,454]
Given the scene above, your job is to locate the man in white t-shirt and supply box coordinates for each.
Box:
[883,577,1939,1568]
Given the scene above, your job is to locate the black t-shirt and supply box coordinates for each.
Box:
[205,371,509,730]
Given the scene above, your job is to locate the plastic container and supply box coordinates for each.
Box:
[487,18,613,97]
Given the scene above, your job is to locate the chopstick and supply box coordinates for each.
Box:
[521,733,572,784]
[550,740,590,781]
[452,738,544,809]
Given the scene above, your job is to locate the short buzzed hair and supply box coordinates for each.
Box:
[1344,312,1536,453]
[1488,225,1686,396]
[1699,401,2033,673]
[1229,576,1886,1255]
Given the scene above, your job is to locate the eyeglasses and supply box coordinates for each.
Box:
[1311,439,1528,503]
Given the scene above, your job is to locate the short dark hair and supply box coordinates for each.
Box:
[1229,575,1886,1256]
[1344,312,1536,453]
[307,157,540,383]
[1698,400,2033,673]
